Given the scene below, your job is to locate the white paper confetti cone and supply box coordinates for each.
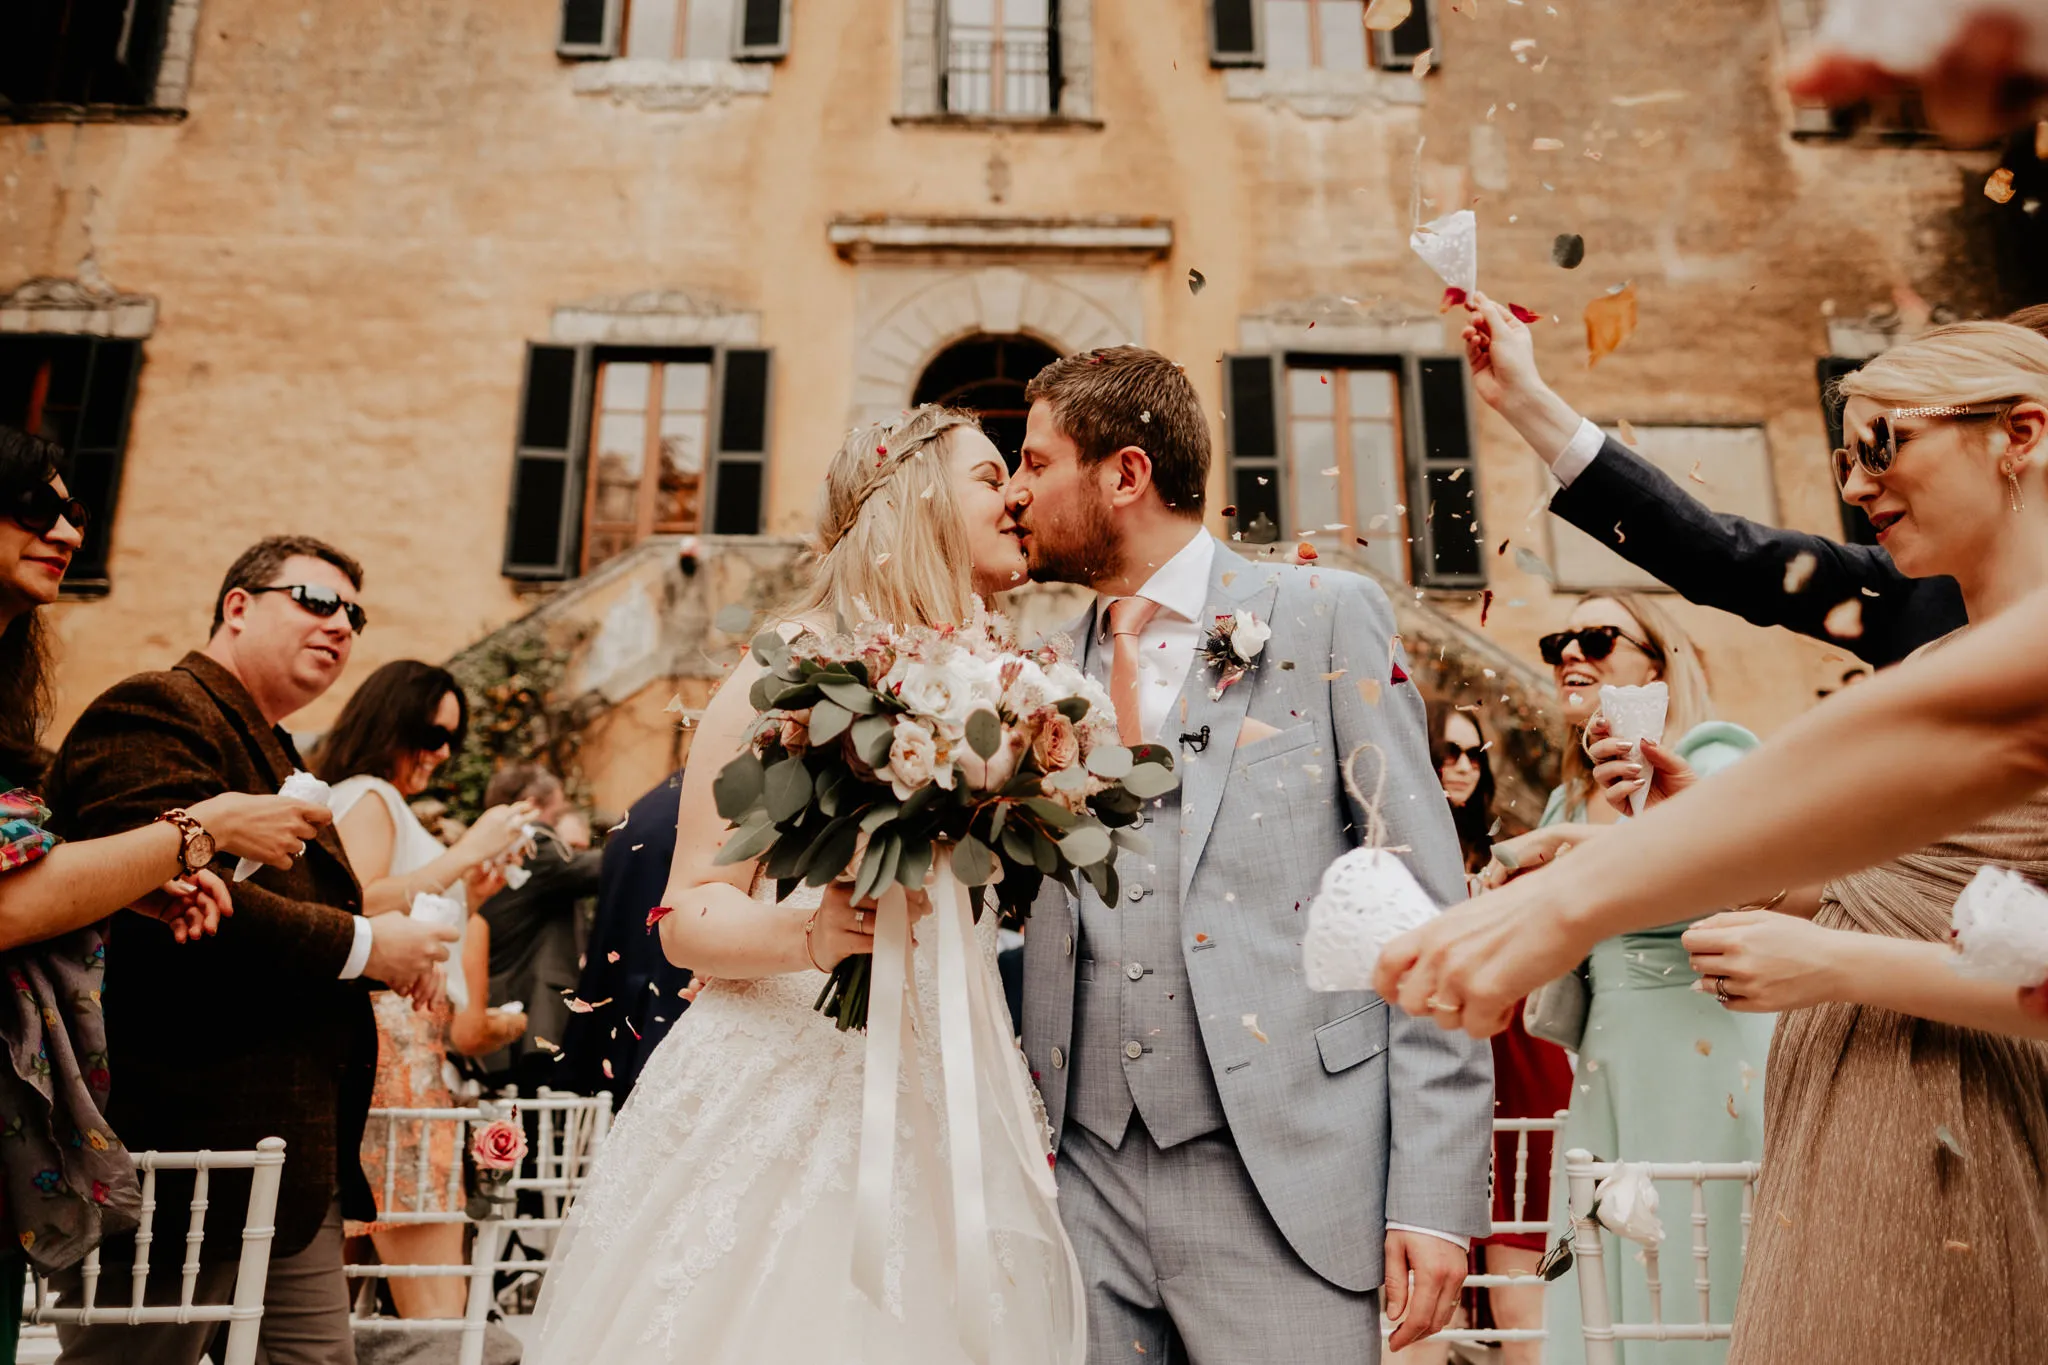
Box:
[1599,682,1669,816]
[234,769,334,882]
[408,891,467,934]
[1409,209,1478,296]
[1303,847,1441,991]
[1950,865,2048,986]
[1594,1163,1665,1245]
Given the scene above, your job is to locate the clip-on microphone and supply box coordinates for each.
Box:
[1179,725,1211,752]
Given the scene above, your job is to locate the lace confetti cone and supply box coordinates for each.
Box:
[1409,210,1477,297]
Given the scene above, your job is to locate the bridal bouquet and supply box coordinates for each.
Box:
[713,608,1178,1029]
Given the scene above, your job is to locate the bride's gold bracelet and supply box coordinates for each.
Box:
[1739,889,1789,913]
[802,908,830,973]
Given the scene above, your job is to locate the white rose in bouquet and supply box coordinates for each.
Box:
[885,718,954,800]
[890,656,995,736]
[1000,658,1055,716]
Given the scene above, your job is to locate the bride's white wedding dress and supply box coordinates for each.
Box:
[527,879,1081,1364]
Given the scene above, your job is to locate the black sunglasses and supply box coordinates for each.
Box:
[250,584,368,634]
[1440,741,1487,766]
[7,483,89,537]
[1832,404,2006,488]
[416,723,460,754]
[1538,625,1660,667]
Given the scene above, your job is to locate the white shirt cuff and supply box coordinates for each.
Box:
[339,917,373,980]
[1549,417,1606,488]
[1387,1222,1472,1253]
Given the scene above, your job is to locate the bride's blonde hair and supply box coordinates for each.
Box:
[1832,321,2048,416]
[784,405,984,630]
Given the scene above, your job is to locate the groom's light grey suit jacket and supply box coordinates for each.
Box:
[1022,541,1493,1292]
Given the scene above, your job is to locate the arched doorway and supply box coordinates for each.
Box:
[912,332,1060,467]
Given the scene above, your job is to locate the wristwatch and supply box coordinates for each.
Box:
[157,809,217,876]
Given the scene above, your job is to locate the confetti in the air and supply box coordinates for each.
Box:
[1532,137,1565,151]
[1514,546,1557,584]
[1695,1039,1713,1056]
[664,694,687,714]
[713,603,753,635]
[1365,0,1413,28]
[1412,48,1434,78]
[1688,461,1707,485]
[1935,1124,1966,1159]
[1242,1014,1270,1044]
[1187,268,1207,295]
[1824,598,1865,640]
[1618,418,1640,446]
[1585,285,1638,367]
[1553,233,1586,269]
[1783,552,1817,594]
[1986,168,2017,205]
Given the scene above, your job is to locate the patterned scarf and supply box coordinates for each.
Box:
[0,785,139,1273]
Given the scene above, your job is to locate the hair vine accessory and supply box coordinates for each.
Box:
[819,417,967,552]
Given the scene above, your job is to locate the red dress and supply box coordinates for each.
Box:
[1480,1004,1574,1252]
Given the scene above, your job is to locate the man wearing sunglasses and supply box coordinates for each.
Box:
[45,535,457,1365]
[1461,296,2048,668]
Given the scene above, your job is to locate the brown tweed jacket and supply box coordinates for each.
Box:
[46,652,377,1261]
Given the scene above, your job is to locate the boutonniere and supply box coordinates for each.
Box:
[1199,609,1271,700]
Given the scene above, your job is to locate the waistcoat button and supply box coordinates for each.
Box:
[1051,1046,1065,1069]
[1127,884,1146,902]
[1125,962,1145,981]
[1123,1041,1144,1060]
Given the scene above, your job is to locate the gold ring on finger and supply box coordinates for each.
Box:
[1712,975,1733,1003]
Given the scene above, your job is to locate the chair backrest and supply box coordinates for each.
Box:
[506,1088,613,1220]
[1398,1112,1567,1350]
[23,1138,288,1365]
[1562,1148,1764,1365]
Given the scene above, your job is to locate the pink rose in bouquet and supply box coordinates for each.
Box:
[471,1117,528,1172]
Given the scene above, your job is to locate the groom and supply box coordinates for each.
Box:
[1007,347,1492,1361]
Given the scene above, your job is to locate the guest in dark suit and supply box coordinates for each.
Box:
[477,762,601,1092]
[557,770,692,1104]
[1459,296,2048,667]
[45,535,458,1365]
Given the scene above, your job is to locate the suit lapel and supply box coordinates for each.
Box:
[1177,544,1281,907]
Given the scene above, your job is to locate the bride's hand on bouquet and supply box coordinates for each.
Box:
[1587,713,1697,813]
[1479,823,1600,889]
[808,881,932,969]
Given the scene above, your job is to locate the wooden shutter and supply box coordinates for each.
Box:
[733,0,791,60]
[1408,356,1483,586]
[1209,0,1263,67]
[62,338,142,589]
[1223,354,1282,543]
[503,343,592,578]
[709,348,771,535]
[1817,356,1877,546]
[557,0,621,57]
[1375,0,1434,69]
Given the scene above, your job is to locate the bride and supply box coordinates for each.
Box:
[527,407,1084,1364]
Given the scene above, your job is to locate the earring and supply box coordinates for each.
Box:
[2009,467,2025,514]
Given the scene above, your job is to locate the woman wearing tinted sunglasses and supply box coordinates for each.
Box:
[1503,592,1764,1365]
[0,430,333,1362]
[1411,323,2048,1365]
[312,660,537,1318]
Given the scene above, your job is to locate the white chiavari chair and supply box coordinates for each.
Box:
[486,1087,613,1314]
[1562,1148,1764,1365]
[18,1138,287,1365]
[346,1101,502,1365]
[1423,1111,1567,1352]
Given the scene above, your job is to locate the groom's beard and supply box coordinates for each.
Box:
[1025,493,1124,587]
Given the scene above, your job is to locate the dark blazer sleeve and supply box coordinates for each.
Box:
[1548,435,1966,667]
[52,677,357,978]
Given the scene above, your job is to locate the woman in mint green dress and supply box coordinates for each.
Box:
[1511,593,1770,1365]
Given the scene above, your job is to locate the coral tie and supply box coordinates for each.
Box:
[1106,596,1161,749]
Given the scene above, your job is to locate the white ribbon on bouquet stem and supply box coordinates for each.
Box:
[848,855,1086,1364]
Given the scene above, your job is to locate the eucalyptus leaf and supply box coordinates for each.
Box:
[859,803,900,834]
[714,603,755,636]
[874,832,903,895]
[987,802,1009,844]
[965,709,1001,760]
[808,698,854,746]
[713,751,765,822]
[713,815,778,866]
[952,835,996,887]
[771,682,823,710]
[817,678,879,714]
[801,814,863,887]
[898,837,933,889]
[1121,762,1180,800]
[1029,826,1059,874]
[749,674,779,712]
[816,766,848,817]
[1110,825,1154,856]
[1000,822,1035,869]
[1130,742,1174,769]
[1055,696,1091,723]
[1059,824,1113,867]
[854,830,893,903]
[763,759,814,823]
[1085,745,1134,780]
[1043,766,1090,796]
[1023,797,1078,830]
[852,715,897,767]
[750,629,790,667]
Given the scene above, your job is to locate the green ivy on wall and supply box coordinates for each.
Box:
[431,621,595,823]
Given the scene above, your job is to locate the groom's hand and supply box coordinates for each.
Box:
[1382,1230,1465,1350]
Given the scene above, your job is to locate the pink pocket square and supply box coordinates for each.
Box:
[1236,718,1283,749]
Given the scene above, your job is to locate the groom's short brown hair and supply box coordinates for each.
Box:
[1025,346,1209,518]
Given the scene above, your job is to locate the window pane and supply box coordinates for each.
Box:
[1318,2,1368,70]
[1350,416,1406,579]
[1233,467,1282,544]
[519,346,579,451]
[602,360,651,413]
[1287,364,1335,417]
[654,411,708,530]
[1426,467,1482,577]
[594,413,647,522]
[1265,0,1313,69]
[949,0,996,24]
[1226,356,1278,460]
[662,361,710,413]
[712,459,765,534]
[623,0,679,58]
[1345,366,1396,419]
[1004,0,1049,27]
[1287,416,1339,536]
[509,455,571,570]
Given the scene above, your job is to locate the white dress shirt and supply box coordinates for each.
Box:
[1096,526,1469,1254]
[1549,416,1607,487]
